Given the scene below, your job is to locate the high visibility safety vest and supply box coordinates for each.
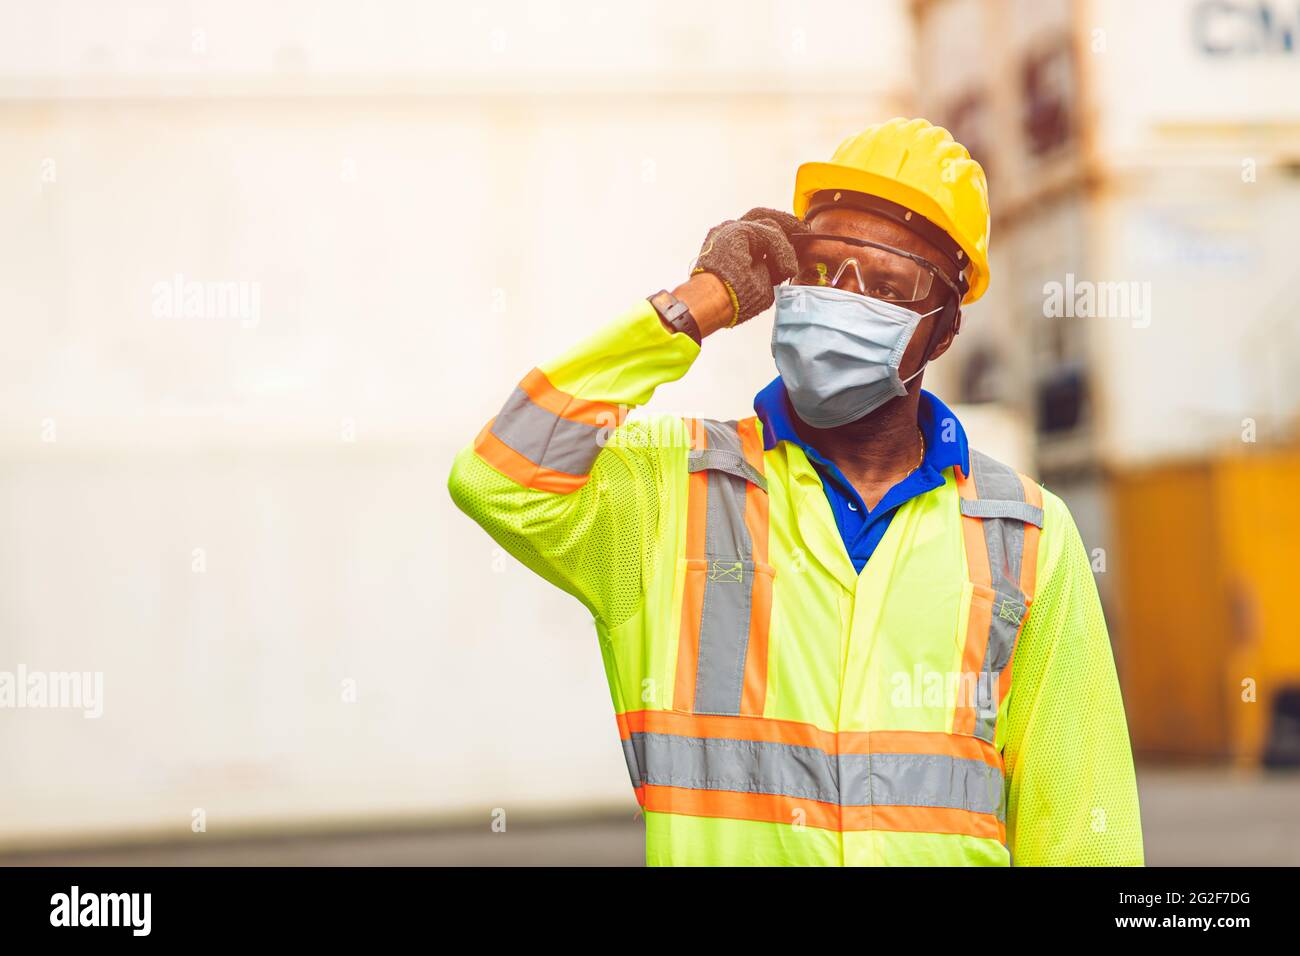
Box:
[449,301,1144,867]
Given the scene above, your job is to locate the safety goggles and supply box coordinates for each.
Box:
[789,233,964,305]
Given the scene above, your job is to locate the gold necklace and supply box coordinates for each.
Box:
[911,427,926,474]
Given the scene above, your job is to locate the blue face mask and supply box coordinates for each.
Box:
[771,285,942,429]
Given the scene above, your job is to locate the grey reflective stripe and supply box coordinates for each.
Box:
[489,387,603,477]
[959,498,1043,528]
[628,732,1005,820]
[966,449,1034,742]
[621,738,642,789]
[692,419,761,716]
[969,449,1028,587]
[701,418,744,457]
[629,732,838,804]
[840,752,1004,819]
[701,421,752,560]
[688,449,768,493]
[693,557,755,715]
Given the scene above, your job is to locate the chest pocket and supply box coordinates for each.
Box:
[672,418,775,717]
[955,448,1045,743]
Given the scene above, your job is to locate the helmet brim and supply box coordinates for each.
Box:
[794,161,988,304]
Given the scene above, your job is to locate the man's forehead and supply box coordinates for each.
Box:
[805,206,959,279]
[808,206,938,254]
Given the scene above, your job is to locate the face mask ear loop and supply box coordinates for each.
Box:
[901,295,958,387]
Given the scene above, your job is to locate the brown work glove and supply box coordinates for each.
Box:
[693,207,809,327]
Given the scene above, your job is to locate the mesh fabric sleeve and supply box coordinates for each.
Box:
[447,300,699,628]
[1001,489,1145,866]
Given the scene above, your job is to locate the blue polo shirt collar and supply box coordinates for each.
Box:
[752,375,971,511]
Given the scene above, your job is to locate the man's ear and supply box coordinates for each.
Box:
[927,304,962,362]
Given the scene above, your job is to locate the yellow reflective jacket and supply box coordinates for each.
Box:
[448,299,1144,867]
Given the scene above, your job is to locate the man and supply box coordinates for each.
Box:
[449,118,1143,866]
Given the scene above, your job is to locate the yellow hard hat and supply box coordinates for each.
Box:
[793,117,991,304]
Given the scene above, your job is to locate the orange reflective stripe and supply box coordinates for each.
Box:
[954,466,992,736]
[737,416,766,476]
[641,785,842,831]
[848,805,1006,842]
[1018,474,1043,599]
[673,419,709,711]
[984,471,1043,726]
[672,556,707,711]
[996,472,1045,707]
[517,368,622,428]
[683,416,708,451]
[740,560,772,716]
[740,419,771,716]
[619,708,834,750]
[955,468,992,586]
[473,420,589,494]
[640,788,1003,841]
[996,652,1015,703]
[954,586,994,736]
[683,419,710,561]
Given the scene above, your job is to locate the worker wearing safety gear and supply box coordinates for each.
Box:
[449,118,1144,866]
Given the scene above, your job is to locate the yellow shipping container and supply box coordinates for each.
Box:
[1111,452,1300,766]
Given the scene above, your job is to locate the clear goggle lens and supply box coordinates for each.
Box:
[791,234,939,304]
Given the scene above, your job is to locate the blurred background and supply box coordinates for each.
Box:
[2,0,1299,865]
